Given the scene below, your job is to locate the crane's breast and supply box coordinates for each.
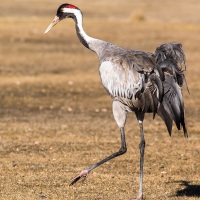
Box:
[99,60,139,99]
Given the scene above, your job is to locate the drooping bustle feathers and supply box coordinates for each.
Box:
[155,43,188,138]
[155,43,186,68]
[155,43,188,88]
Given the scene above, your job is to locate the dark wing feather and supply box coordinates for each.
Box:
[155,43,188,137]
[161,75,188,137]
[157,103,173,136]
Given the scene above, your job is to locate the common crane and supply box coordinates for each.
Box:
[44,3,188,199]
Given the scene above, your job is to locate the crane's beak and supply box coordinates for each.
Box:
[44,16,60,34]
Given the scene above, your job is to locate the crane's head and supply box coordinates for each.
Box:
[44,3,80,34]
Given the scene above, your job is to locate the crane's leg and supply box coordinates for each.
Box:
[136,120,145,200]
[69,101,127,186]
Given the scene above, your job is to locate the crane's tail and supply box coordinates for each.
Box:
[155,43,188,137]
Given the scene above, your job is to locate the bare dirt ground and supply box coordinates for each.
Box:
[0,0,200,199]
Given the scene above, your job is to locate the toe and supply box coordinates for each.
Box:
[69,169,89,186]
[69,174,81,186]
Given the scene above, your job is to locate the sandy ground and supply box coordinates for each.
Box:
[0,0,200,199]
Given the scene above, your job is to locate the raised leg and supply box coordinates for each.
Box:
[69,101,127,186]
[136,120,145,200]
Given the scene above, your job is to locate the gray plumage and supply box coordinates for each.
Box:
[44,4,188,200]
[155,43,188,137]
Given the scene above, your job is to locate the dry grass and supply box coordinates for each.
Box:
[0,0,200,199]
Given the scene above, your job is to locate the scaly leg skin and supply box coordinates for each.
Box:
[135,119,145,200]
[69,169,89,186]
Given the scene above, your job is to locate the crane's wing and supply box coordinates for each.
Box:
[126,50,156,73]
[99,50,156,99]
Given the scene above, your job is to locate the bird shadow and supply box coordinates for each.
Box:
[174,180,200,197]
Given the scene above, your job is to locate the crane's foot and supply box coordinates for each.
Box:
[69,169,89,186]
[135,194,144,200]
